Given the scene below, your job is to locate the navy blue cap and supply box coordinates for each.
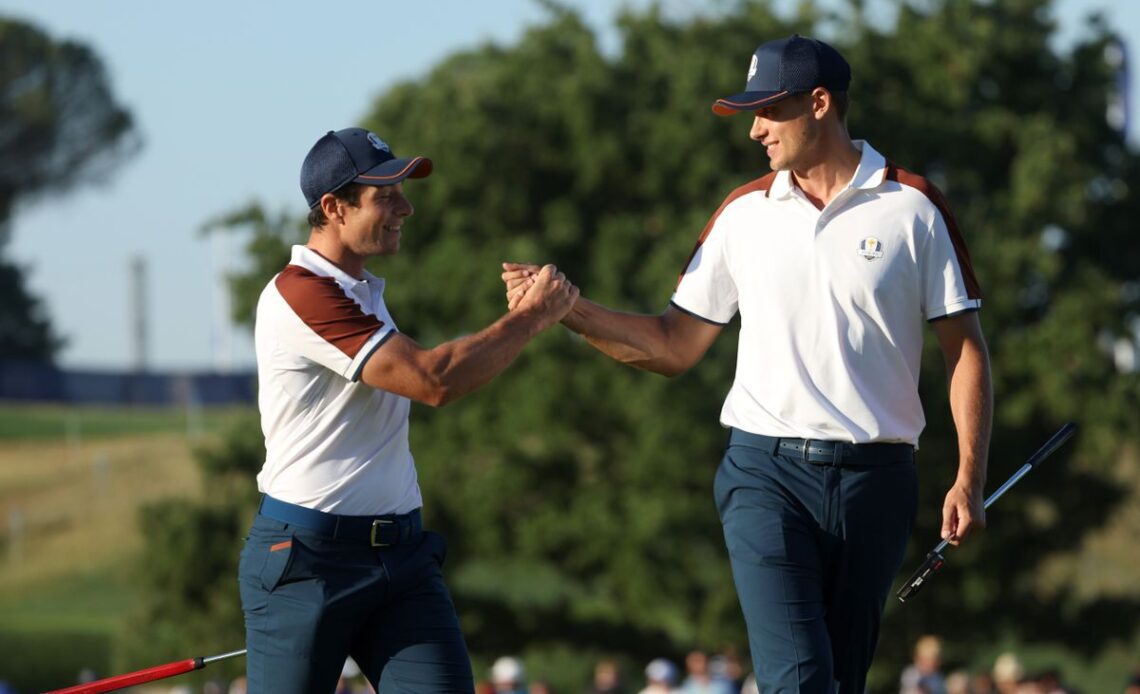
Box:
[712,35,850,115]
[300,128,433,208]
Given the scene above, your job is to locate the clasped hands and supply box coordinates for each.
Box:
[500,262,578,328]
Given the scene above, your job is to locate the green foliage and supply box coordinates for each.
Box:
[0,16,139,360]
[0,568,129,692]
[0,629,112,693]
[0,255,62,358]
[0,17,139,236]
[201,204,307,328]
[160,1,1140,691]
[122,417,262,678]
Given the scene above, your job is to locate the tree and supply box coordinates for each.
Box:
[0,17,139,359]
[140,1,1140,690]
[121,415,263,683]
[0,255,60,357]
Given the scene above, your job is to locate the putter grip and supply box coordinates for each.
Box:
[896,550,945,602]
[44,657,202,694]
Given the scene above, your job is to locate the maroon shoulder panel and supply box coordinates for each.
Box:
[886,164,982,300]
[275,265,384,358]
[675,173,778,288]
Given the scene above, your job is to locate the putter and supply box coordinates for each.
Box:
[896,422,1077,603]
[44,648,246,694]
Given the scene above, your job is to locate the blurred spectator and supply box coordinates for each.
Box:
[1035,667,1075,694]
[973,670,997,694]
[679,650,735,694]
[900,635,947,694]
[638,658,679,694]
[492,656,528,694]
[588,658,627,694]
[993,653,1025,694]
[710,648,744,693]
[228,675,249,694]
[945,669,971,694]
[529,680,553,694]
[1015,677,1045,694]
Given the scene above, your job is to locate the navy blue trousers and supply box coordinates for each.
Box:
[238,514,474,694]
[713,429,918,693]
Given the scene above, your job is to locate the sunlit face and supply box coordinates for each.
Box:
[337,183,414,257]
[749,92,821,171]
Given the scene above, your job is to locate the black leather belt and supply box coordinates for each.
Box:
[729,429,914,466]
[259,495,422,547]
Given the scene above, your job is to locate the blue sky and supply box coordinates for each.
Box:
[5,0,1139,371]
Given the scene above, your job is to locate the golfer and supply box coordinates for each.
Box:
[504,35,992,693]
[240,127,577,693]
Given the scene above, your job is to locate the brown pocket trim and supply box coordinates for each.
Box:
[270,540,293,552]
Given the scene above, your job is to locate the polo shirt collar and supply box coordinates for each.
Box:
[767,140,887,199]
[849,140,887,190]
[289,245,383,289]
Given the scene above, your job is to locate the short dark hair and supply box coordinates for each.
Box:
[307,182,367,228]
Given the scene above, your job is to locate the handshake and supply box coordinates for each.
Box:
[500,261,579,329]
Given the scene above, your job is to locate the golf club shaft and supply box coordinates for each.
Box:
[897,422,1077,602]
[44,649,246,694]
[929,422,1076,556]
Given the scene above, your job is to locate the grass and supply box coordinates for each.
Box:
[0,403,251,441]
[0,405,251,609]
[0,566,135,633]
[0,405,255,692]
[0,431,206,595]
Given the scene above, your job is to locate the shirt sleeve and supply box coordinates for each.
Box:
[670,210,738,325]
[920,209,982,321]
[272,266,395,380]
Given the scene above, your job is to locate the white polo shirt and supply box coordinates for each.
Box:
[672,141,981,445]
[253,245,422,515]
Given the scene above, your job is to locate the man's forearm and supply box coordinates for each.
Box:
[561,298,682,375]
[947,335,993,492]
[425,310,547,405]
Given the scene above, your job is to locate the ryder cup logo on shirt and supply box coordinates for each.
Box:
[366,132,391,153]
[747,54,758,81]
[857,237,884,261]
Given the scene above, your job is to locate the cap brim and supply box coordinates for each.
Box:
[711,90,795,115]
[354,156,433,184]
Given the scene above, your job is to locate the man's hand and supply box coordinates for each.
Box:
[502,262,542,311]
[941,481,986,546]
[510,263,578,330]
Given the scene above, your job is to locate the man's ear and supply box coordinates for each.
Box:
[319,193,342,224]
[810,87,831,121]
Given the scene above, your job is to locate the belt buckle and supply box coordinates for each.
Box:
[801,439,812,464]
[370,519,395,547]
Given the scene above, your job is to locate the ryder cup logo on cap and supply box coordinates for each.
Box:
[712,34,851,115]
[299,127,433,208]
[366,132,390,152]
